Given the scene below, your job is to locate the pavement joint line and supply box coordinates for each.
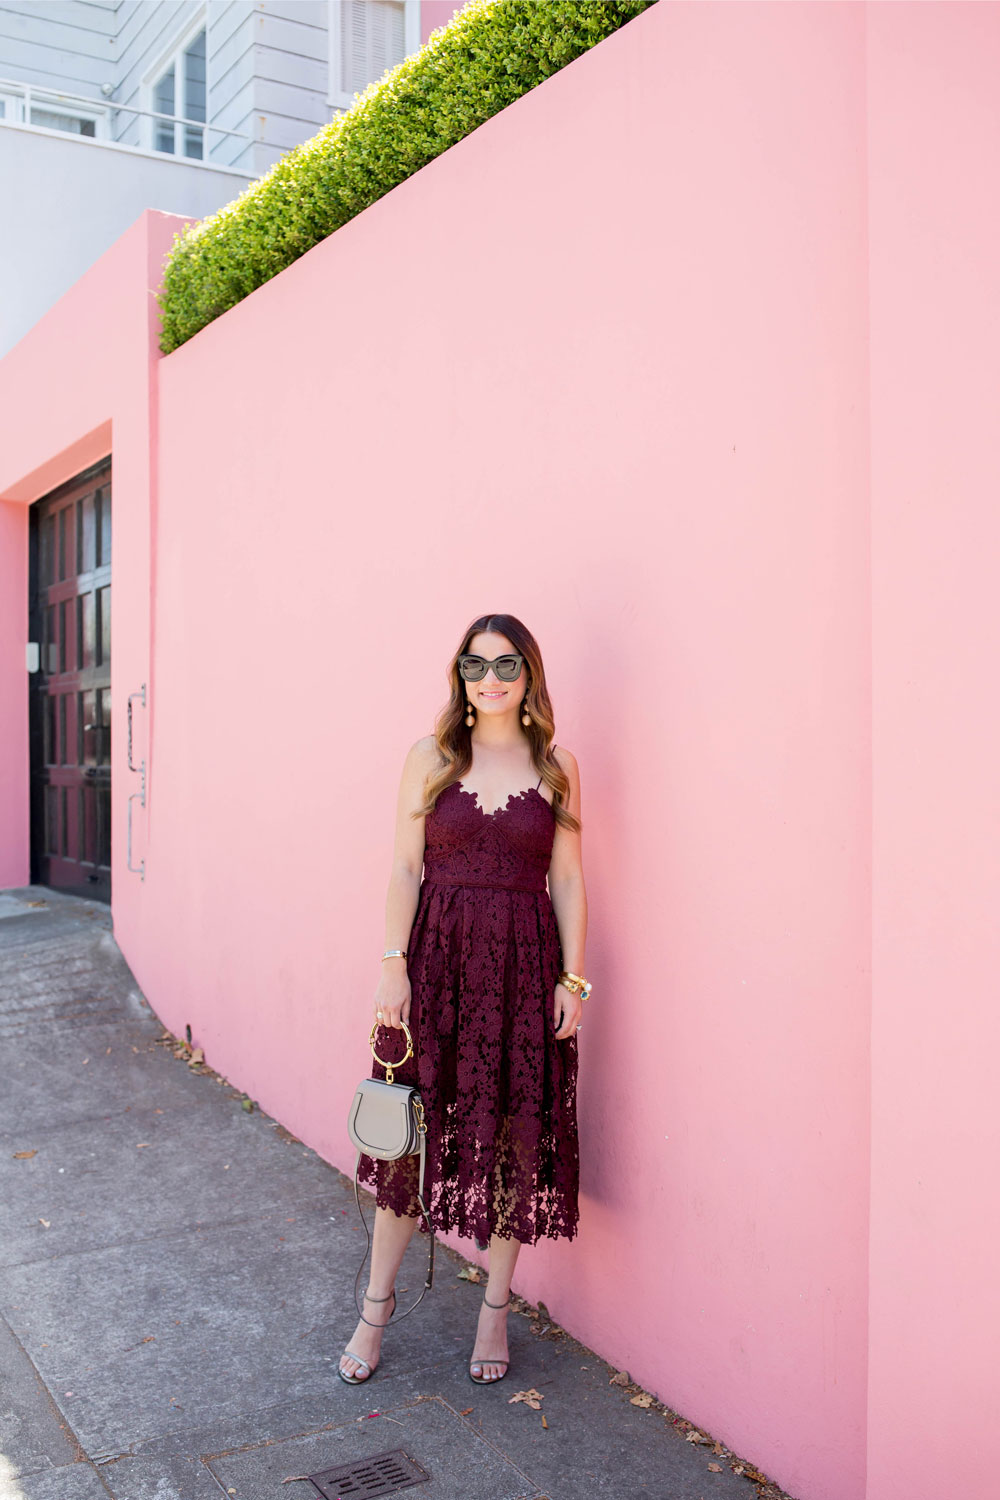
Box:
[195,1391,435,1461]
[0,1314,98,1476]
[0,1013,129,1035]
[0,1191,364,1273]
[113,1357,471,1462]
[427,1392,543,1490]
[0,1094,267,1143]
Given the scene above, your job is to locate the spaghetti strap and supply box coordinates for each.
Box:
[536,742,556,788]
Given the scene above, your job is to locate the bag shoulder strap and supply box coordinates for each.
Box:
[352,1126,434,1322]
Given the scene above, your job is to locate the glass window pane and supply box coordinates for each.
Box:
[154,64,175,152]
[30,108,95,136]
[45,785,58,854]
[184,30,206,158]
[184,30,206,119]
[98,586,111,667]
[80,689,96,767]
[45,603,57,674]
[96,486,111,566]
[80,592,95,669]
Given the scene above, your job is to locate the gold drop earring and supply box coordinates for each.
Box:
[465,699,476,728]
[521,691,531,728]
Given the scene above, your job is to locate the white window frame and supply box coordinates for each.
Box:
[0,87,109,139]
[140,8,209,158]
[326,0,420,113]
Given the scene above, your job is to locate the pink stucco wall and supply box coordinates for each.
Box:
[420,0,466,44]
[867,5,1000,1496]
[1,7,998,1500]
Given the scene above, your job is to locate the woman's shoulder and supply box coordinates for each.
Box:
[409,734,447,769]
[550,742,577,774]
[407,735,450,789]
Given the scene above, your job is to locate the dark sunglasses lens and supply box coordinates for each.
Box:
[460,656,486,680]
[496,657,521,680]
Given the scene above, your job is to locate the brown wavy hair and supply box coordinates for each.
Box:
[413,612,581,834]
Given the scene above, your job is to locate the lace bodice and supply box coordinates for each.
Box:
[421,781,556,892]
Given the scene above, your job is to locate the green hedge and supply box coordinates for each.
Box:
[155,0,654,353]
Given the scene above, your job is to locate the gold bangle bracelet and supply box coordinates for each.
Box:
[381,949,407,961]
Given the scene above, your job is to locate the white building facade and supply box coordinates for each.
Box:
[0,1,449,355]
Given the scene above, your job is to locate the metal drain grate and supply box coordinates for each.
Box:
[307,1447,431,1499]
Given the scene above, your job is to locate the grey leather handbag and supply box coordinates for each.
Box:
[346,1020,435,1320]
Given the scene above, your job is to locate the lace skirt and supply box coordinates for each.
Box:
[355,878,580,1245]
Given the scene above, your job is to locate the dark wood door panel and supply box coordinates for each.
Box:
[28,459,112,902]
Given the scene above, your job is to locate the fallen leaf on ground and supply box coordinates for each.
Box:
[189,1048,204,1066]
[609,1370,630,1386]
[541,1413,549,1428]
[685,1429,709,1443]
[13,1150,37,1159]
[631,1393,654,1407]
[708,1462,723,1472]
[508,1389,544,1409]
[457,1266,482,1282]
[39,1218,50,1228]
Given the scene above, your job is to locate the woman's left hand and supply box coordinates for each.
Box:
[553,981,583,1040]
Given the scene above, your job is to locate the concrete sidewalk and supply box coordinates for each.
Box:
[0,888,777,1500]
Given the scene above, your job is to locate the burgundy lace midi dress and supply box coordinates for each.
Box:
[356,758,580,1245]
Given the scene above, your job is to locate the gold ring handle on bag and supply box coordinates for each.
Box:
[369,1018,413,1084]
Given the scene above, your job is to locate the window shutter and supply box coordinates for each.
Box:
[340,0,406,100]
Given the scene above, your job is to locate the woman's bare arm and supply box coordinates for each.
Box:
[376,736,440,1028]
[547,747,587,1037]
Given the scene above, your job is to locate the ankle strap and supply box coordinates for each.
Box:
[483,1291,511,1308]
[358,1285,396,1327]
[363,1286,395,1302]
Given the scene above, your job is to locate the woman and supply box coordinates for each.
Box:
[339,612,589,1386]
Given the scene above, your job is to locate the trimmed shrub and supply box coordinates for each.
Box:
[155,0,655,353]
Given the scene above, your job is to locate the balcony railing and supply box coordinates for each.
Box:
[0,75,253,162]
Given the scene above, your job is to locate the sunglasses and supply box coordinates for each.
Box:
[458,653,525,682]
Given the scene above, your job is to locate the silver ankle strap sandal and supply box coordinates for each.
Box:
[469,1290,512,1385]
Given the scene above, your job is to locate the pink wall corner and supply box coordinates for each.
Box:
[0,500,29,883]
[0,208,194,904]
[867,5,1000,1499]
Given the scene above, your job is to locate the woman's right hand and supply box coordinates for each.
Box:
[374,960,411,1030]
